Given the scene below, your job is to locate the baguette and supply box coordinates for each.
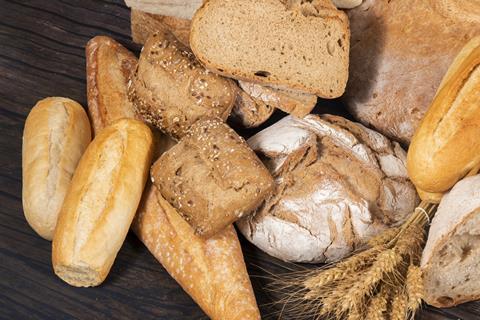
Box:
[86,36,138,135]
[133,185,261,319]
[22,97,91,240]
[190,0,350,97]
[407,36,480,200]
[52,119,153,287]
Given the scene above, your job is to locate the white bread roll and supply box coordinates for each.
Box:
[421,174,480,307]
[52,119,153,287]
[22,97,91,240]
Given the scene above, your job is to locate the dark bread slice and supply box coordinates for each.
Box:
[421,174,480,307]
[190,0,350,98]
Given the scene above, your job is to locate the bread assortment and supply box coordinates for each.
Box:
[128,29,236,139]
[345,0,480,144]
[18,0,480,317]
[407,36,480,202]
[237,115,417,263]
[22,97,91,240]
[152,117,274,237]
[52,119,153,287]
[421,174,480,308]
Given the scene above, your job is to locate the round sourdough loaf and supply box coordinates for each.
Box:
[236,115,418,263]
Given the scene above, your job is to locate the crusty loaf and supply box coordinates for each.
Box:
[407,36,480,200]
[237,114,418,263]
[421,174,480,308]
[52,119,153,287]
[133,185,261,319]
[125,0,203,19]
[22,97,91,240]
[231,89,275,128]
[128,30,236,139]
[190,0,350,98]
[86,36,138,135]
[238,81,317,118]
[345,0,480,144]
[152,117,274,237]
[131,9,191,46]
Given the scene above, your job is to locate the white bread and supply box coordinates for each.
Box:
[22,97,91,240]
[345,0,480,144]
[407,36,480,200]
[190,0,350,98]
[421,174,480,307]
[86,36,139,135]
[52,119,153,287]
[237,115,418,263]
[133,185,261,319]
[125,0,203,19]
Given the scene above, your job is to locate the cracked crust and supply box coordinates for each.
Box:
[236,115,418,263]
[151,118,274,238]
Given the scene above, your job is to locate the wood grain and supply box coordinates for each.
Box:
[0,1,478,319]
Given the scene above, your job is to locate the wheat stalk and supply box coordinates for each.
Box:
[365,284,390,320]
[406,265,424,313]
[391,289,409,320]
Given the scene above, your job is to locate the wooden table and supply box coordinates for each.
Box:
[1,1,478,319]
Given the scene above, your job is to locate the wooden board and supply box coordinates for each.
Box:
[0,1,479,319]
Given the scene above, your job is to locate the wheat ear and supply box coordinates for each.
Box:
[406,265,423,312]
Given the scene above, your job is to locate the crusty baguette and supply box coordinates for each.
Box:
[125,0,203,20]
[407,36,480,200]
[128,30,236,139]
[22,97,91,240]
[231,89,274,128]
[52,119,153,287]
[131,9,191,46]
[190,0,350,97]
[421,174,480,307]
[86,36,138,135]
[132,184,261,319]
[239,81,317,117]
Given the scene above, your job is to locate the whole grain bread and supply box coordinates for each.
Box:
[231,90,275,128]
[190,0,350,98]
[421,174,480,308]
[125,0,203,19]
[237,114,418,263]
[151,117,274,238]
[128,30,236,139]
[345,0,480,144]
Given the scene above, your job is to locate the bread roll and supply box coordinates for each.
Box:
[231,90,275,128]
[86,36,138,135]
[22,97,91,240]
[151,118,274,238]
[421,174,480,307]
[52,119,153,287]
[345,0,480,144]
[237,115,418,263]
[407,36,480,200]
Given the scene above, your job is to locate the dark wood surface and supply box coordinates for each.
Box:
[1,1,479,319]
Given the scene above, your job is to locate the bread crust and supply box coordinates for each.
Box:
[22,97,91,240]
[52,119,153,287]
[231,89,275,128]
[407,36,480,197]
[132,185,261,319]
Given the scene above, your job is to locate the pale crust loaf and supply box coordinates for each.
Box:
[132,185,261,320]
[52,119,154,287]
[22,97,91,240]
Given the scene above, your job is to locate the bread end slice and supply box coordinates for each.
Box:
[190,0,350,98]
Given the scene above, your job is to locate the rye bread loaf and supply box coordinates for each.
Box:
[345,0,480,144]
[128,30,236,139]
[231,90,275,128]
[125,0,203,19]
[421,174,480,308]
[151,117,274,238]
[237,114,418,263]
[190,0,350,98]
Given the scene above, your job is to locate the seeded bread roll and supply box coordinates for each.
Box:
[52,119,153,287]
[421,174,480,308]
[22,97,91,240]
[237,115,418,263]
[190,0,350,98]
[151,117,274,238]
[128,30,236,139]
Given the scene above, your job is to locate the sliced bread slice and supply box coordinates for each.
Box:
[125,0,203,19]
[421,174,480,307]
[190,0,350,98]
